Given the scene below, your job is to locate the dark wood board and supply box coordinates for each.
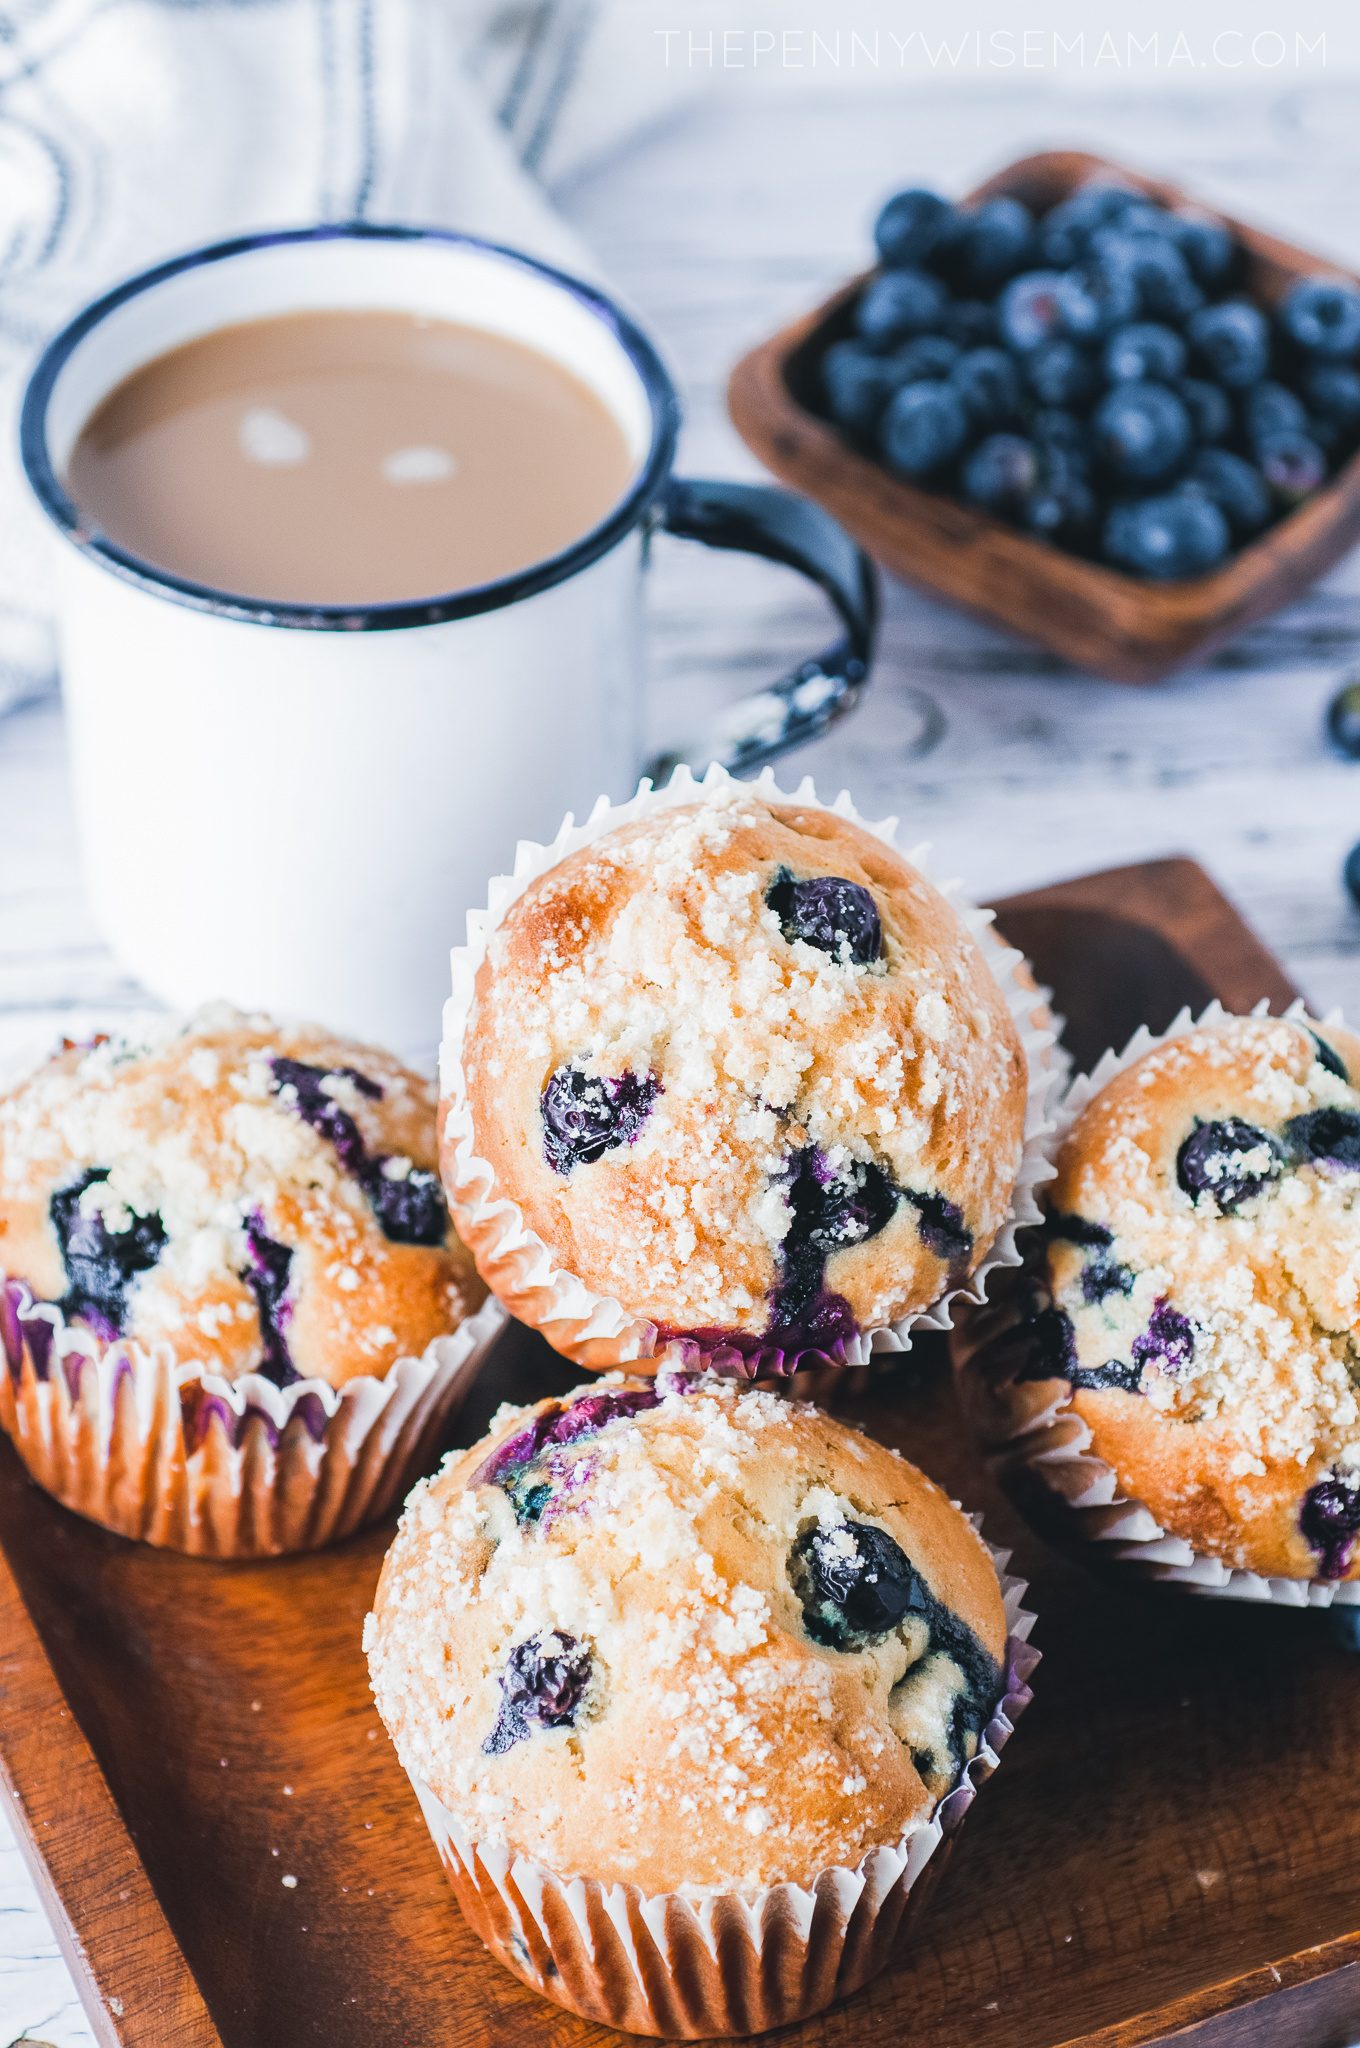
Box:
[3,855,1360,2048]
[727,149,1360,684]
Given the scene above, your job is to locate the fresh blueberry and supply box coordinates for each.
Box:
[1093,383,1192,483]
[1300,1473,1360,1580]
[1177,1118,1283,1211]
[1131,1297,1195,1377]
[962,434,1037,517]
[483,1631,593,1754]
[998,271,1067,352]
[1104,493,1230,580]
[1180,449,1271,538]
[1187,302,1271,389]
[821,340,908,438]
[1094,230,1204,322]
[1025,339,1101,408]
[879,380,969,477]
[1169,210,1236,286]
[361,1161,446,1247]
[765,869,882,961]
[1327,680,1360,759]
[540,1065,660,1176]
[48,1169,167,1341]
[1031,407,1092,468]
[1037,183,1136,266]
[1025,474,1099,550]
[874,189,956,269]
[1303,365,1360,434]
[1053,259,1141,341]
[942,299,1000,348]
[1284,1107,1360,1171]
[950,347,1022,429]
[1279,277,1360,360]
[1176,378,1233,444]
[792,1519,927,1647]
[856,270,949,349]
[1347,839,1360,912]
[1256,432,1327,505]
[1243,380,1309,452]
[950,196,1035,291]
[1309,1032,1348,1083]
[1104,322,1187,385]
[1026,415,1098,545]
[242,1213,297,1386]
[895,335,962,382]
[1107,202,1174,241]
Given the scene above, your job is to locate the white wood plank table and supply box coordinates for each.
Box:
[6,71,1360,2048]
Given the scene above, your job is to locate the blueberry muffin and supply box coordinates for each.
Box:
[0,1005,485,1389]
[446,784,1028,1369]
[366,1375,1009,1897]
[968,1013,1360,1581]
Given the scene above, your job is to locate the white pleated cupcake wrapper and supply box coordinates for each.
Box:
[439,762,1059,1377]
[0,1272,506,1557]
[404,1525,1038,2038]
[955,997,1360,1608]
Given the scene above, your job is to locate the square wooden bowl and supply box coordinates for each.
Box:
[727,148,1360,683]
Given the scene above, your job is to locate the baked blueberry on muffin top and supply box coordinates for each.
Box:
[0,1006,485,1389]
[450,786,1028,1368]
[365,1375,1009,1892]
[1007,1014,1360,1579]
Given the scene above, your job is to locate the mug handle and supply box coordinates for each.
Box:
[644,476,879,782]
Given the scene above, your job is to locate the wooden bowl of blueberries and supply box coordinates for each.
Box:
[728,149,1360,682]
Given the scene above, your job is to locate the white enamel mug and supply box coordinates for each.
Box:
[22,226,876,1053]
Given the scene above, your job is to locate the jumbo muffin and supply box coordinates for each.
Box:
[960,1012,1360,1583]
[0,1006,495,1553]
[366,1373,1027,2033]
[443,781,1029,1373]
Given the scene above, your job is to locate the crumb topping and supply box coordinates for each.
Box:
[464,789,1025,1337]
[365,1374,1006,1893]
[1050,1017,1360,1474]
[0,1003,480,1386]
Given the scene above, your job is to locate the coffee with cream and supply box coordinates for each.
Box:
[65,310,637,605]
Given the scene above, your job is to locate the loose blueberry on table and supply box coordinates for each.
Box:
[819,177,1360,578]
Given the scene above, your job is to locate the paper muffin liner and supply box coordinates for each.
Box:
[952,997,1360,1608]
[403,1525,1037,2038]
[439,762,1059,1380]
[0,1275,506,1557]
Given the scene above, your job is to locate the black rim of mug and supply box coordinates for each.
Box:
[19,222,682,633]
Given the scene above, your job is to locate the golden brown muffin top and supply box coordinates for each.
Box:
[1038,1013,1360,1576]
[366,1375,1008,1894]
[0,1004,484,1387]
[457,786,1026,1357]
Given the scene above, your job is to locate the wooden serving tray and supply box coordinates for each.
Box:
[727,149,1360,684]
[3,856,1358,2048]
